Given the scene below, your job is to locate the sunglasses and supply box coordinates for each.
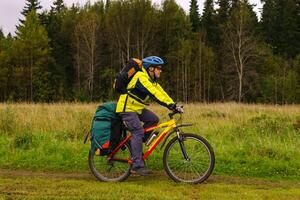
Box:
[154,66,162,71]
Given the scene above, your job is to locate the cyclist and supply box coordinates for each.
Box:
[116,56,181,176]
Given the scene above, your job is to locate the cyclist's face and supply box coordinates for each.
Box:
[154,66,162,78]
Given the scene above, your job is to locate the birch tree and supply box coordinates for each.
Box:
[74,10,101,100]
[222,0,259,102]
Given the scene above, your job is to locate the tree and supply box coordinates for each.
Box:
[278,0,299,58]
[0,29,4,39]
[217,0,230,24]
[202,0,218,46]
[189,0,200,31]
[0,32,14,101]
[51,0,66,13]
[261,0,300,58]
[74,9,102,100]
[131,0,160,58]
[18,0,42,27]
[105,0,110,11]
[41,0,71,101]
[283,70,298,103]
[260,0,277,47]
[221,0,260,102]
[15,11,51,101]
[295,53,300,102]
[158,0,191,101]
[191,33,217,102]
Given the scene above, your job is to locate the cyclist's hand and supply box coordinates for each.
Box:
[176,105,184,113]
[168,103,184,113]
[167,103,177,112]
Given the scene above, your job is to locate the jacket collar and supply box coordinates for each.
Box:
[142,67,157,83]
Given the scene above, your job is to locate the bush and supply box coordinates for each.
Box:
[12,131,34,150]
[0,107,16,135]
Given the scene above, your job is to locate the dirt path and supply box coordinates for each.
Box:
[0,169,299,200]
[0,168,298,187]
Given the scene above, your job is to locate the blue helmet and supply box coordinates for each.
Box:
[142,56,164,69]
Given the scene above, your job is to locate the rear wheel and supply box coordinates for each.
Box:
[163,133,215,184]
[88,142,132,182]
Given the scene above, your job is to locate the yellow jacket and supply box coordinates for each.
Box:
[116,67,174,114]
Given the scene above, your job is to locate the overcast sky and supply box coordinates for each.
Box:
[0,0,262,36]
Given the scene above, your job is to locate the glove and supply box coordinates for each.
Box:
[176,106,184,113]
[167,103,184,113]
[167,103,177,112]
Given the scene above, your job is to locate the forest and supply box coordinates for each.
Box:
[0,0,299,104]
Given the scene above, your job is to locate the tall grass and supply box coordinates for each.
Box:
[0,103,299,180]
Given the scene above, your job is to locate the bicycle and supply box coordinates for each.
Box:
[88,108,215,184]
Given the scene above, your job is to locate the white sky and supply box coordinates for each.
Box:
[0,0,262,36]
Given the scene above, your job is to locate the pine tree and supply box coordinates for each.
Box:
[202,0,218,46]
[0,29,4,39]
[202,0,215,28]
[44,0,68,100]
[278,0,299,58]
[18,0,42,29]
[21,0,42,16]
[261,0,299,58]
[158,0,191,101]
[105,0,110,11]
[189,0,200,31]
[15,11,51,101]
[51,0,65,13]
[260,0,277,47]
[217,0,230,24]
[230,0,239,9]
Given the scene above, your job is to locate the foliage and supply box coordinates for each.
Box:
[18,0,42,28]
[0,0,299,103]
[221,1,260,102]
[189,0,200,31]
[14,11,51,102]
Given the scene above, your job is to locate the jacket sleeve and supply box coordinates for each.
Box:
[155,83,174,103]
[135,73,174,107]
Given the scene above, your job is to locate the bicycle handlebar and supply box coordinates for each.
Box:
[168,105,184,119]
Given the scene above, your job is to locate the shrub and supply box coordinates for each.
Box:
[0,107,16,135]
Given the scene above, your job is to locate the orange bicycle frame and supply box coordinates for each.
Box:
[108,118,177,163]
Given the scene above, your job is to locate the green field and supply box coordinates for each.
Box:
[0,103,299,199]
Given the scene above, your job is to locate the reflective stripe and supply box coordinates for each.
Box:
[123,94,129,112]
[127,92,149,106]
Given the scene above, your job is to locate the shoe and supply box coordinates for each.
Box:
[130,167,152,176]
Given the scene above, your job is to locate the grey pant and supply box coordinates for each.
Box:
[119,109,159,168]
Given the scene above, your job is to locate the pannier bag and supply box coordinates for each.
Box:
[113,58,142,94]
[90,102,123,156]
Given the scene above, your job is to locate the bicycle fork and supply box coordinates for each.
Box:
[176,131,190,161]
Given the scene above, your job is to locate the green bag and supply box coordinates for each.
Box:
[90,102,121,155]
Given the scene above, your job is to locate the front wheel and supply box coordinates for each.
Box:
[163,133,215,184]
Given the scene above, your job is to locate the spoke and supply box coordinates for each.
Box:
[90,145,131,181]
[189,164,202,178]
[165,135,214,182]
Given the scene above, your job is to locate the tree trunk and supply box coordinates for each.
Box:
[30,50,33,102]
[199,40,202,102]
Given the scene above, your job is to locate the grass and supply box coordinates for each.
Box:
[0,169,300,200]
[0,103,299,180]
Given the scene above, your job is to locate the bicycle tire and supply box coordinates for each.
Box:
[163,133,215,184]
[88,142,132,182]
